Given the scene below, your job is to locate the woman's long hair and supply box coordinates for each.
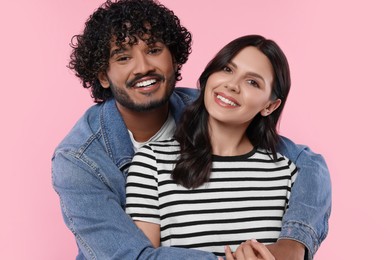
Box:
[172,35,291,189]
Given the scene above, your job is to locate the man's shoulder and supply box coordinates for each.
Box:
[174,87,199,101]
[278,135,326,166]
[53,99,132,169]
[54,103,103,155]
[277,135,313,161]
[169,87,200,121]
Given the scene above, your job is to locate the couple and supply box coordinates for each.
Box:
[126,34,297,259]
[51,0,331,259]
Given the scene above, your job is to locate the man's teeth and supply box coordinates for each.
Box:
[135,79,157,88]
[217,95,238,106]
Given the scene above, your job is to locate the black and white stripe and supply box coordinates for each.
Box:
[126,139,297,256]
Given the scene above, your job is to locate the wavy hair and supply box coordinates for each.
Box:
[68,0,192,102]
[172,35,291,188]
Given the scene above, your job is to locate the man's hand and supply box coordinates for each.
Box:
[266,239,305,260]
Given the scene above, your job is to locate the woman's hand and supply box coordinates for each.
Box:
[225,239,275,260]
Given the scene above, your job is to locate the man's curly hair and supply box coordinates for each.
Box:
[68,0,192,103]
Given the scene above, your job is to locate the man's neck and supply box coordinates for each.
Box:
[116,102,170,142]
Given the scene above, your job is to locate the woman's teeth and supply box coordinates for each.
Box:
[217,95,238,106]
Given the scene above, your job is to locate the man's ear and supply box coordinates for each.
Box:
[260,99,282,116]
[98,72,110,89]
[172,58,179,74]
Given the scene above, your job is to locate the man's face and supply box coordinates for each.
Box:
[99,39,176,112]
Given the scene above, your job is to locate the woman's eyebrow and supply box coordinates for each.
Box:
[230,61,266,83]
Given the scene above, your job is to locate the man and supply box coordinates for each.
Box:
[52,0,331,259]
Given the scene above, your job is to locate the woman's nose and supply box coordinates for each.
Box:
[224,80,240,93]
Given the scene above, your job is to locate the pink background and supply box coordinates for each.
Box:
[1,0,389,259]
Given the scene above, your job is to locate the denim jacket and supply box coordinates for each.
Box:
[52,87,331,260]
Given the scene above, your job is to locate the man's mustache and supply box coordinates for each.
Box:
[126,73,165,88]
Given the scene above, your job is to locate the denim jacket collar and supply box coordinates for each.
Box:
[99,88,197,170]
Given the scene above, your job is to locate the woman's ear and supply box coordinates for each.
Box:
[260,99,282,116]
[98,72,110,89]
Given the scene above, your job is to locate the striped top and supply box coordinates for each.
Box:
[125,139,298,256]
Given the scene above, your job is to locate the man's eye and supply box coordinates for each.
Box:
[117,56,130,62]
[148,48,162,54]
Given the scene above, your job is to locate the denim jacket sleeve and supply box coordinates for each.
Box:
[277,136,332,260]
[52,150,217,260]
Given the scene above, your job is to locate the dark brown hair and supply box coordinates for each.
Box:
[68,0,192,102]
[173,35,291,188]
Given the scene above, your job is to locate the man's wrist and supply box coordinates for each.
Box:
[266,239,305,260]
[277,238,305,252]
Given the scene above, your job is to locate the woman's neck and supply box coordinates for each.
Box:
[208,120,253,156]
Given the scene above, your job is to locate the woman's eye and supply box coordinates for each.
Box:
[222,66,232,73]
[248,79,260,88]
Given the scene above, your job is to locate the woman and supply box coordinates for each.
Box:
[126,35,293,259]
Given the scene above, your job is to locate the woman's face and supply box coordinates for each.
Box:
[204,46,280,128]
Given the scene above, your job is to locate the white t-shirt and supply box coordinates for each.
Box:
[128,113,176,154]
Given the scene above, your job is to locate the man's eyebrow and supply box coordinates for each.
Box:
[110,48,125,58]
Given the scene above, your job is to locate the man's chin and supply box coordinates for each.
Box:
[114,81,175,112]
[125,97,170,112]
[131,87,174,112]
[133,103,167,112]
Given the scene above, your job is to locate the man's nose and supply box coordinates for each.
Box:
[132,53,154,75]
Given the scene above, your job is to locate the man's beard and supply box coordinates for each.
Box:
[109,73,176,112]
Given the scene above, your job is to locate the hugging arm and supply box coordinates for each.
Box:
[52,151,216,260]
[275,136,332,260]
